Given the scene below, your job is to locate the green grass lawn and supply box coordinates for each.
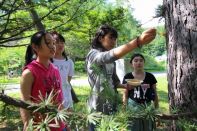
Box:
[0,76,20,84]
[157,76,169,113]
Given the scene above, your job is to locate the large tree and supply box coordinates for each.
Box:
[164,0,197,127]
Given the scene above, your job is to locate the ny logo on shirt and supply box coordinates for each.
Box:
[134,86,148,99]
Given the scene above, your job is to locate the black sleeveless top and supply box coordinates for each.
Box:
[123,72,157,104]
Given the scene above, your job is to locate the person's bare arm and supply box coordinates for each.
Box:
[116,83,127,89]
[20,69,34,130]
[123,89,129,106]
[113,28,156,58]
[68,76,72,83]
[152,84,159,108]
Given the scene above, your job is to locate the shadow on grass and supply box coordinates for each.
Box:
[0,103,22,130]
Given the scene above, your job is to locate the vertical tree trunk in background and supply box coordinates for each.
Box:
[164,0,197,128]
[24,0,45,31]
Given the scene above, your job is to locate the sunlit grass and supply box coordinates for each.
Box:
[0,76,20,84]
[156,76,169,113]
[72,86,90,113]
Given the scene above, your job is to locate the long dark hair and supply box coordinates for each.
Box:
[25,31,47,66]
[91,24,118,51]
[51,31,68,61]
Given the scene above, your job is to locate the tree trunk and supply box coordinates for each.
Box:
[164,0,197,129]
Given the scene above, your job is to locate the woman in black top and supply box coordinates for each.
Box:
[122,53,159,131]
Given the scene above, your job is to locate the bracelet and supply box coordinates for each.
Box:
[136,36,142,48]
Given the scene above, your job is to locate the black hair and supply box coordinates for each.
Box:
[25,31,47,66]
[91,24,118,51]
[51,31,68,61]
[130,53,145,63]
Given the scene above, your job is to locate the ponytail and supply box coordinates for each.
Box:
[24,45,34,66]
[24,31,46,66]
[62,51,68,61]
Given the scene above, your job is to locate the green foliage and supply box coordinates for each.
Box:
[96,114,127,131]
[177,118,197,131]
[0,76,170,130]
[74,61,86,73]
[0,47,25,76]
[143,54,166,71]
[26,90,69,130]
[0,93,22,130]
[141,26,166,57]
[1,0,166,63]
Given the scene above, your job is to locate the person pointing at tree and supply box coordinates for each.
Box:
[86,24,156,131]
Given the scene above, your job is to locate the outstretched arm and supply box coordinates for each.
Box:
[113,28,156,58]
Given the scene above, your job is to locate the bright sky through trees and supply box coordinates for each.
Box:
[107,0,164,27]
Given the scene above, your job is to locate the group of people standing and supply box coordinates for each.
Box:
[20,24,158,131]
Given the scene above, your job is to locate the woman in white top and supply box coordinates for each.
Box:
[51,31,74,110]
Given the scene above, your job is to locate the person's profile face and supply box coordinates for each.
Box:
[100,33,117,51]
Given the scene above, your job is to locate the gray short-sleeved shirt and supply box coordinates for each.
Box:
[86,49,120,113]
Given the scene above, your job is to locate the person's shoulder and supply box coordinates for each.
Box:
[145,72,156,78]
[22,68,33,78]
[146,72,154,76]
[86,49,100,60]
[67,58,74,63]
[124,72,133,77]
[87,49,100,55]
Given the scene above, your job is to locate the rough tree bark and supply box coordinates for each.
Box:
[164,0,197,129]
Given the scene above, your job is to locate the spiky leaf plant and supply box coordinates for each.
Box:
[96,110,128,131]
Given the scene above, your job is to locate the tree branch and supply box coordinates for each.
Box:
[0,35,31,45]
[0,93,57,114]
[0,44,29,47]
[156,112,197,120]
[50,2,98,31]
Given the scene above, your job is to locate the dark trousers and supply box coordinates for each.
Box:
[88,122,96,131]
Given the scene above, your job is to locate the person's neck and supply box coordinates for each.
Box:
[54,54,64,59]
[133,70,144,76]
[133,69,144,74]
[36,57,50,68]
[132,70,145,80]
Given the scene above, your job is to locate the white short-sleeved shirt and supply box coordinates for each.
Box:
[53,58,74,109]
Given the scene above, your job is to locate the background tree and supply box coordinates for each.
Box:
[0,0,104,47]
[0,0,138,59]
[164,0,197,129]
[142,26,166,57]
